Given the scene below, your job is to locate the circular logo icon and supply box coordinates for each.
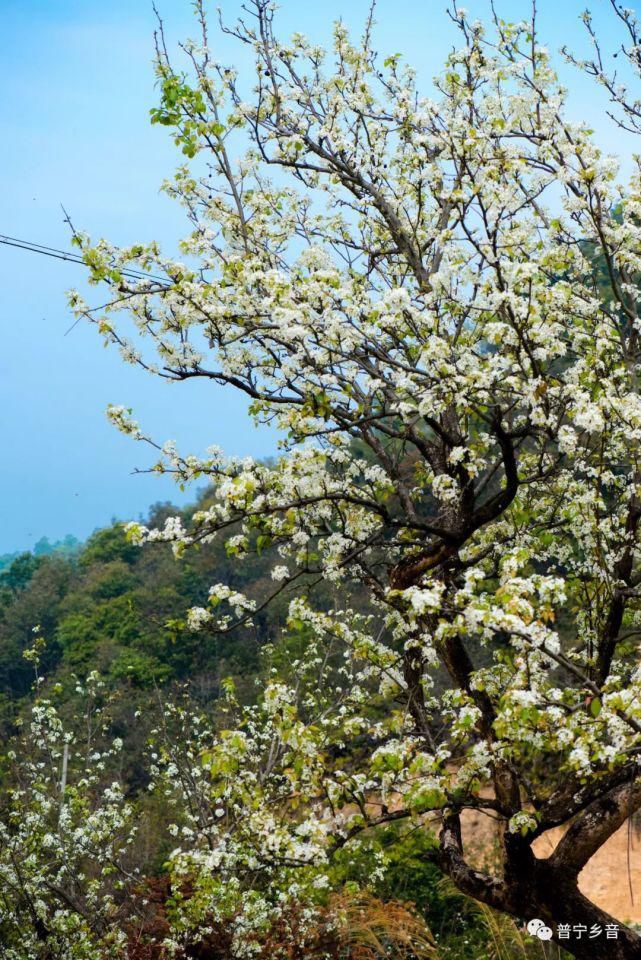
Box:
[527,919,545,936]
[538,926,553,941]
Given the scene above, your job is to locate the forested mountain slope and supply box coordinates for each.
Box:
[0,490,284,756]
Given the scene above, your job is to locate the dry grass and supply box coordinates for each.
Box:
[123,881,440,960]
[330,890,439,959]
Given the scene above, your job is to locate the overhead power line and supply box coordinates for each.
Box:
[0,233,171,286]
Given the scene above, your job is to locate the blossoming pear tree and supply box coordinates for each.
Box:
[69,1,641,956]
[0,672,138,959]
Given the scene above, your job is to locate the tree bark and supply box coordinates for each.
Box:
[435,813,641,960]
[526,859,641,960]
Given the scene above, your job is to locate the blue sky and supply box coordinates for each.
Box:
[0,0,634,553]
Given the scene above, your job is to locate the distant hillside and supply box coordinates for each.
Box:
[0,534,81,572]
[0,488,339,788]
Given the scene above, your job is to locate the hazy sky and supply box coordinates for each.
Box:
[0,0,632,553]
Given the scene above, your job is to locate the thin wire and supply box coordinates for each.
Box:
[0,233,171,286]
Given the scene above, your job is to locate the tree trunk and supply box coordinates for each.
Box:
[521,859,641,960]
[437,820,641,960]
